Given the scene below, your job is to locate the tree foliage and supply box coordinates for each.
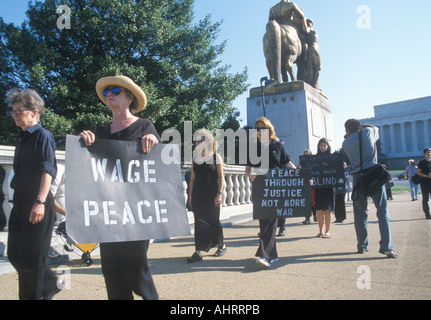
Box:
[0,0,248,148]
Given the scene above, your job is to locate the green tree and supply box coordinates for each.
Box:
[0,0,248,149]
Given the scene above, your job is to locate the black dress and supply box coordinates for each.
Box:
[315,188,334,212]
[314,150,335,212]
[95,118,159,300]
[191,154,224,252]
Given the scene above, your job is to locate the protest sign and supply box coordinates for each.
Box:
[299,153,345,194]
[65,135,190,244]
[344,169,353,193]
[252,169,312,219]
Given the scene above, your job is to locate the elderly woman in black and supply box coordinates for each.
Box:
[7,89,59,300]
[80,75,159,300]
[245,117,296,268]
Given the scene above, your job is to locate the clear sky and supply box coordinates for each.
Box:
[2,0,431,149]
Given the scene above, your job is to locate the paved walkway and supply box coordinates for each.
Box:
[1,191,430,300]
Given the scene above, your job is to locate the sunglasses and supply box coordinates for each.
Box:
[103,87,122,98]
[255,127,268,131]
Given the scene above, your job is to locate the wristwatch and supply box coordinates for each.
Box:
[34,199,46,205]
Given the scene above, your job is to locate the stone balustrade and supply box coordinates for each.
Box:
[0,145,252,229]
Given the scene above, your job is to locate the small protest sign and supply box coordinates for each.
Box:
[299,153,345,194]
[345,169,353,193]
[65,135,190,244]
[252,169,312,219]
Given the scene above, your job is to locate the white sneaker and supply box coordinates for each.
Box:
[48,247,60,258]
[269,258,279,264]
[256,258,270,268]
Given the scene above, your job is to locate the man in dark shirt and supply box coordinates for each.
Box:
[417,148,431,219]
[7,89,60,300]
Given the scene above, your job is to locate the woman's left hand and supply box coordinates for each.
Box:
[141,134,158,153]
[214,193,222,207]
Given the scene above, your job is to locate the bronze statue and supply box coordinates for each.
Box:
[297,19,321,89]
[306,19,321,89]
[263,0,321,89]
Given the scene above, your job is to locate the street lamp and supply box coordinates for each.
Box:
[260,77,277,117]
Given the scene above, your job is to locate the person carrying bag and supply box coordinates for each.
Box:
[352,130,391,200]
[342,119,398,259]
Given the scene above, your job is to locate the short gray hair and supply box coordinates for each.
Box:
[8,88,44,119]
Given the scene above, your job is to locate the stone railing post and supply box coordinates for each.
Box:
[225,174,233,206]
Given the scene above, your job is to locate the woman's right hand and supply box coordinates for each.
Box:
[245,166,256,182]
[79,130,95,146]
[248,173,257,182]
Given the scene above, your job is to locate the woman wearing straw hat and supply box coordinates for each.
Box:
[80,75,159,300]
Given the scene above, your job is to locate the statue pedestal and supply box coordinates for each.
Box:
[247,81,333,163]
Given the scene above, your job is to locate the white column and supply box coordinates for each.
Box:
[238,174,246,205]
[400,122,407,153]
[221,175,227,207]
[389,124,396,155]
[245,176,252,204]
[225,174,233,206]
[412,121,418,152]
[425,120,430,148]
[232,174,240,205]
[182,172,188,208]
[1,164,13,229]
[379,126,386,154]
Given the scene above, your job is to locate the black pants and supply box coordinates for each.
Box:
[100,240,158,300]
[334,193,346,221]
[421,182,431,218]
[277,218,285,229]
[7,194,57,300]
[256,219,278,261]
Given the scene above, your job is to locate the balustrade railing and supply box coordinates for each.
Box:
[0,145,252,229]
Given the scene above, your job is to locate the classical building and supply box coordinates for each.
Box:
[360,96,431,169]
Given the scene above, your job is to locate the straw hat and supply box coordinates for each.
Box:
[96,75,147,112]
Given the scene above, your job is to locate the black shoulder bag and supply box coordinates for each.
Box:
[411,173,421,185]
[352,130,391,200]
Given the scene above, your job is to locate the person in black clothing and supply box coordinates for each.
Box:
[314,138,335,238]
[417,148,431,219]
[7,89,59,300]
[187,129,225,262]
[80,75,159,300]
[0,167,6,230]
[245,117,296,268]
[299,149,317,224]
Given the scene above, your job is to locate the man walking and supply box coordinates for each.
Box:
[404,160,419,201]
[417,148,431,219]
